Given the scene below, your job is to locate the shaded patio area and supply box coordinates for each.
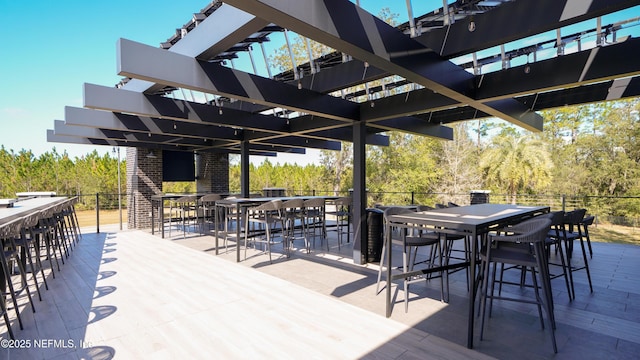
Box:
[2,223,640,359]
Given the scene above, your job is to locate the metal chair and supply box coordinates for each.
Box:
[244,199,285,263]
[0,219,36,333]
[542,211,574,301]
[562,209,593,297]
[326,197,351,250]
[302,197,327,251]
[479,217,557,353]
[169,195,199,238]
[377,207,444,312]
[217,196,243,253]
[280,198,308,253]
[582,215,595,258]
[199,193,222,233]
[15,212,49,301]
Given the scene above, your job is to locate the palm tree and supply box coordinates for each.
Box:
[480,134,553,204]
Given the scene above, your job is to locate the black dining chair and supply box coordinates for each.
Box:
[303,197,327,251]
[199,193,222,233]
[581,215,595,258]
[16,212,49,301]
[479,216,557,353]
[562,209,593,297]
[279,198,307,253]
[326,197,351,250]
[0,219,36,332]
[377,207,444,312]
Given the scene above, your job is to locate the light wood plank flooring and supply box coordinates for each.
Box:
[178,223,640,360]
[1,226,493,360]
[3,220,640,359]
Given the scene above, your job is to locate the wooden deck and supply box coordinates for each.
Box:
[2,223,640,359]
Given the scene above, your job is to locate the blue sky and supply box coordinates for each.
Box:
[0,0,411,165]
[1,1,637,164]
[1,0,208,158]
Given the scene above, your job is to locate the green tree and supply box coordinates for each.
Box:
[320,142,352,195]
[434,122,482,204]
[480,131,553,203]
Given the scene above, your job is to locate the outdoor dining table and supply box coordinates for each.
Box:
[384,203,549,349]
[0,196,68,225]
[151,193,234,238]
[214,195,340,262]
[0,196,69,301]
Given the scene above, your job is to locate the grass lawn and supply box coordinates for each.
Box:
[590,223,640,246]
[76,209,127,229]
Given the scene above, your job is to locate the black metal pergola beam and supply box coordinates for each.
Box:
[117,38,360,122]
[225,0,542,132]
[65,106,343,152]
[122,3,270,94]
[415,0,640,58]
[521,76,640,111]
[48,129,277,156]
[476,38,640,101]
[53,119,308,155]
[83,83,394,147]
[413,75,640,125]
[359,38,640,124]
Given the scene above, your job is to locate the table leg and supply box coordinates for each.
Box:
[214,204,219,255]
[161,200,166,239]
[151,199,155,235]
[385,223,392,317]
[467,230,478,348]
[236,204,241,263]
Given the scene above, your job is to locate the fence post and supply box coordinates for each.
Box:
[411,191,415,205]
[561,194,566,212]
[96,193,100,234]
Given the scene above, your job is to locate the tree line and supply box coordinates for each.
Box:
[228,98,640,218]
[1,100,639,218]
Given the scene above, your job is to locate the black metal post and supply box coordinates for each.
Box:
[96,193,100,233]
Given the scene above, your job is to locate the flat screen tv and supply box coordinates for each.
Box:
[162,150,195,182]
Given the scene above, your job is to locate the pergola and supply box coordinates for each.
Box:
[48,0,640,263]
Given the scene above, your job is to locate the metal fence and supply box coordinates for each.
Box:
[70,190,640,233]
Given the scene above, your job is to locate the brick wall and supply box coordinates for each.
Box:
[126,149,228,230]
[196,152,229,193]
[126,148,162,229]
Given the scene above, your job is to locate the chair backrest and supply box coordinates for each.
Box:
[282,198,304,210]
[176,195,197,203]
[175,195,197,205]
[564,208,586,232]
[334,197,351,206]
[493,217,552,244]
[582,215,595,226]
[383,206,415,226]
[382,207,416,239]
[435,203,448,209]
[447,202,460,207]
[253,199,283,212]
[566,208,586,224]
[303,197,325,208]
[200,193,222,203]
[416,205,433,212]
[539,211,564,227]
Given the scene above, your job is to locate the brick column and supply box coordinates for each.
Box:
[126,148,162,229]
[196,152,229,193]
